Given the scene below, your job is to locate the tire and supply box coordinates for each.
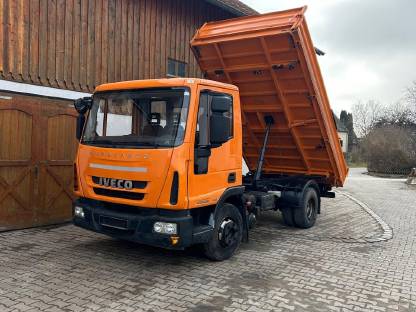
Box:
[203,203,243,261]
[281,207,295,227]
[294,187,319,229]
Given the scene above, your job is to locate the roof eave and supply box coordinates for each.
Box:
[204,0,258,16]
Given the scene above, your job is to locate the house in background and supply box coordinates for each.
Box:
[333,113,349,154]
[0,0,256,231]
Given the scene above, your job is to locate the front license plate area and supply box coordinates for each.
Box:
[99,215,129,230]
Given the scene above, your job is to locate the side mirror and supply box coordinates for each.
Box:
[210,95,232,146]
[210,115,231,146]
[76,114,86,141]
[211,95,231,113]
[74,97,92,114]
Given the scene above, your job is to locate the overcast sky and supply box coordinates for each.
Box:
[240,0,416,114]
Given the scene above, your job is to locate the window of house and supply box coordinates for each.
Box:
[167,58,187,77]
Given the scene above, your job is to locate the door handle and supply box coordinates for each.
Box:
[228,172,236,183]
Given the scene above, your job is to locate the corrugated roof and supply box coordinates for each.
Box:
[205,0,258,16]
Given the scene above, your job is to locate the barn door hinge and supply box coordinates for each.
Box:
[33,165,39,195]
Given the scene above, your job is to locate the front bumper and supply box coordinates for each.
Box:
[73,198,212,249]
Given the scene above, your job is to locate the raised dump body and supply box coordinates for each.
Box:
[191,7,348,187]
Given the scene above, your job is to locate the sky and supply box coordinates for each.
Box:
[240,0,416,114]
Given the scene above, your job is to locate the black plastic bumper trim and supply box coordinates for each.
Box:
[73,198,213,249]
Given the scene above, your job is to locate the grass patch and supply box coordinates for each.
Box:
[347,162,367,168]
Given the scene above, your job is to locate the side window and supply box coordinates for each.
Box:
[195,92,210,147]
[195,91,233,146]
[194,91,233,174]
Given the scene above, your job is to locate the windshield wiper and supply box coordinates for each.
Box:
[82,139,115,145]
[135,142,163,148]
[82,139,165,148]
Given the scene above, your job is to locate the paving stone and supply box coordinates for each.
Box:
[0,168,415,311]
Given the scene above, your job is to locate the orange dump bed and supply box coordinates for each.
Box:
[191,7,348,187]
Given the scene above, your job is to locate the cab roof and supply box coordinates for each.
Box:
[94,78,238,93]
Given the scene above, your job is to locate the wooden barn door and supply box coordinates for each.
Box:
[0,97,38,231]
[0,94,77,231]
[37,101,78,226]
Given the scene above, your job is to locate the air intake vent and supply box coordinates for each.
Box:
[170,172,179,205]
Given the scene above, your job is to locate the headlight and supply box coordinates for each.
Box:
[153,222,177,235]
[74,206,85,218]
[153,222,163,233]
[164,223,177,234]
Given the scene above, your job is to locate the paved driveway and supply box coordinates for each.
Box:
[0,168,415,311]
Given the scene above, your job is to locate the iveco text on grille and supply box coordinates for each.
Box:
[97,177,133,190]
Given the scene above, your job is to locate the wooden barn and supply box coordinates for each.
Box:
[0,0,256,231]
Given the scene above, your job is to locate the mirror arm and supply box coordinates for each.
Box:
[195,145,211,158]
[76,114,86,141]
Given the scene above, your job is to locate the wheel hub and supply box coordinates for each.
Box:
[218,218,239,248]
[306,199,315,220]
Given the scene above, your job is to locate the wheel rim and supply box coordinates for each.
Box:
[218,218,239,248]
[306,199,315,220]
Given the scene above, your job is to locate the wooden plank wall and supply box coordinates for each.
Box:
[0,0,233,92]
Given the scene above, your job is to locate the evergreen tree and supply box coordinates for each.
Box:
[340,110,357,152]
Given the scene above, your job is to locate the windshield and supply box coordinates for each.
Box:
[82,88,190,148]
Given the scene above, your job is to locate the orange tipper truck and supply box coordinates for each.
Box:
[72,7,348,260]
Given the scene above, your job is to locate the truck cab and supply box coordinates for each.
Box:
[73,78,245,260]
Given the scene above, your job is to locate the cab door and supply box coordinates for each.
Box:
[187,85,242,209]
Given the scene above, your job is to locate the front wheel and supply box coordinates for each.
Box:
[203,203,243,261]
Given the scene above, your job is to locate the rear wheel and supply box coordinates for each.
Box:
[281,207,295,227]
[203,203,243,261]
[294,187,319,228]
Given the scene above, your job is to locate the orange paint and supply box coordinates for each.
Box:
[191,6,348,186]
[75,78,241,210]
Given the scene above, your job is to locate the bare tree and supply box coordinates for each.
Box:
[405,81,416,120]
[382,100,416,126]
[405,81,416,106]
[352,83,416,172]
[352,99,385,137]
[365,126,416,174]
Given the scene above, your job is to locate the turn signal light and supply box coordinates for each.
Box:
[170,236,180,246]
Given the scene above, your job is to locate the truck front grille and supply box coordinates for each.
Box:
[92,176,147,189]
[93,187,145,200]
